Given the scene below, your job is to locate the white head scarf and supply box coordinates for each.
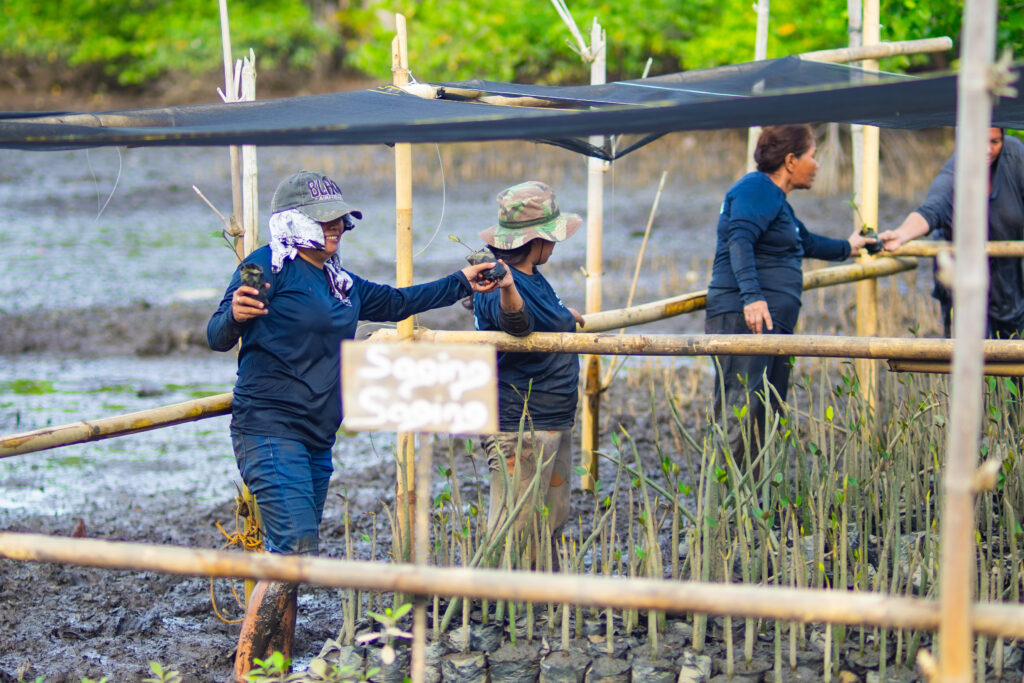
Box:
[268,209,354,305]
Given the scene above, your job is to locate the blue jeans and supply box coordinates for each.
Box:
[231,431,333,555]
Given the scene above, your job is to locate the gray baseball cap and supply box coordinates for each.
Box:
[270,170,363,222]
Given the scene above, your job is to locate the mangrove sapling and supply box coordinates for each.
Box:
[343,499,355,646]
[992,561,1004,678]
[722,551,735,678]
[437,453,545,631]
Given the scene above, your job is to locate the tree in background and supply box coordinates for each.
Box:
[0,0,1021,95]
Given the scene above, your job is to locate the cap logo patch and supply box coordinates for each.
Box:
[307,176,343,200]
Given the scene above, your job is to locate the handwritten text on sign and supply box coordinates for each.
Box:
[341,342,497,434]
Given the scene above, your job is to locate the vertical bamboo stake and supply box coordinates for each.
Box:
[218,0,262,604]
[745,0,770,174]
[854,0,879,409]
[580,18,606,491]
[218,0,244,261]
[240,50,259,256]
[938,0,997,677]
[411,435,433,682]
[393,14,416,560]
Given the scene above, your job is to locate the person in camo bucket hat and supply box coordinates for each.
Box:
[479,180,582,249]
[472,179,584,569]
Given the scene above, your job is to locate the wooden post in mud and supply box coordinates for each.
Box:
[218,0,244,260]
[240,52,259,255]
[392,13,417,562]
[218,0,262,603]
[937,0,997,677]
[745,0,770,174]
[580,18,606,492]
[853,0,879,408]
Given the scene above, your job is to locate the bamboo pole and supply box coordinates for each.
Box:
[579,18,607,492]
[745,0,770,174]
[0,394,232,459]
[3,532,1024,640]
[217,0,244,260]
[368,330,1024,363]
[240,50,258,256]
[887,360,1024,377]
[13,327,1024,460]
[581,257,915,333]
[890,241,1024,257]
[392,13,417,562]
[799,37,953,64]
[938,0,997,678]
[410,435,433,682]
[854,0,880,408]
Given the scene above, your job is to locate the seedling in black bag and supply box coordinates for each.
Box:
[448,235,507,282]
[240,263,270,305]
[859,225,883,254]
[848,198,883,254]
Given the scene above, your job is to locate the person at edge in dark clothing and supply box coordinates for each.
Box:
[471,180,585,568]
[207,170,502,680]
[705,125,874,462]
[878,128,1024,339]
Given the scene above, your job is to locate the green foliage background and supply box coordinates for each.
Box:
[2,0,1023,90]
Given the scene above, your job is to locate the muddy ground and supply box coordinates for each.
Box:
[0,117,960,682]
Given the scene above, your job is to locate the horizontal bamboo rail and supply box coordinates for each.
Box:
[582,257,915,333]
[1,531,1022,639]
[799,37,953,64]
[0,393,232,459]
[889,240,1024,258]
[888,360,1024,376]
[369,330,1024,363]
[10,331,1024,459]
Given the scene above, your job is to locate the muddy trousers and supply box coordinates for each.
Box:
[234,580,298,681]
[482,429,572,569]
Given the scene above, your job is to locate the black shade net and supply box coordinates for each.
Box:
[1,56,1022,159]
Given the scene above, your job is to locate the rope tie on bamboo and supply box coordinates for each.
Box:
[208,492,264,624]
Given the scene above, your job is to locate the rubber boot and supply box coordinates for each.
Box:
[234,580,298,682]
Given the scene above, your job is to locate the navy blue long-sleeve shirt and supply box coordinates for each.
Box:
[473,267,579,431]
[208,245,472,450]
[706,172,851,333]
[916,135,1024,326]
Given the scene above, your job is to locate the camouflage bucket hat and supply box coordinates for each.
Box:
[478,181,582,250]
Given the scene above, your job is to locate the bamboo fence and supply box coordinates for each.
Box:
[11,330,1024,459]
[3,532,1024,640]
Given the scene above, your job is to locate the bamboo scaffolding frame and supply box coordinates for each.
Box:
[938,0,996,677]
[369,330,1024,362]
[0,394,232,459]
[855,0,881,408]
[392,14,417,560]
[15,331,1024,460]
[745,0,770,174]
[581,18,607,491]
[887,360,1024,376]
[799,37,953,64]
[3,532,1024,640]
[582,257,915,332]
[890,240,1024,257]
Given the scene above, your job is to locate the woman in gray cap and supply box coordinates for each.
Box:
[207,170,501,678]
[471,180,585,569]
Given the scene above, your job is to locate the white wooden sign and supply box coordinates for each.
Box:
[341,341,498,435]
